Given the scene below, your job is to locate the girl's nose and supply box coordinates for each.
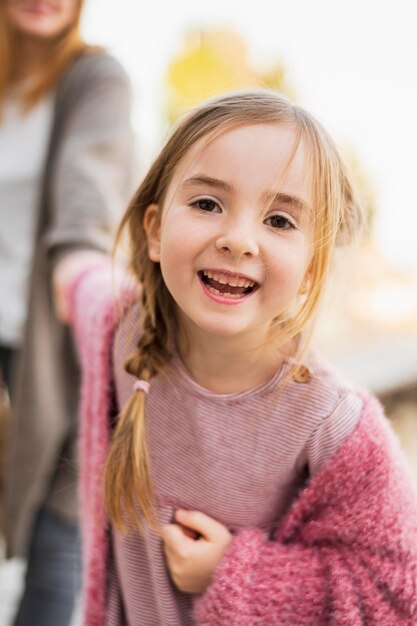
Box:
[215,225,259,258]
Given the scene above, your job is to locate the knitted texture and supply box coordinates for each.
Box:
[68,263,136,626]
[194,398,417,625]
[69,266,417,626]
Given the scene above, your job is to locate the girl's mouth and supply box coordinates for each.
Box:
[198,270,259,299]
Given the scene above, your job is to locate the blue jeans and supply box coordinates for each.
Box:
[13,506,81,626]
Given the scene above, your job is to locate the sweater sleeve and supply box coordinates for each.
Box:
[66,262,136,626]
[194,398,417,625]
[44,53,135,260]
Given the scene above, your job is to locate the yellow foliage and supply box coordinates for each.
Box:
[164,28,291,122]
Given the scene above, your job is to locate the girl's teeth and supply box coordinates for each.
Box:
[202,271,256,296]
[203,270,254,289]
[206,285,242,298]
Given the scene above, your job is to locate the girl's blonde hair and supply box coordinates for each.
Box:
[0,0,87,110]
[105,90,363,531]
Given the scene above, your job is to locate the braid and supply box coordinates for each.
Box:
[104,276,174,532]
[125,282,172,380]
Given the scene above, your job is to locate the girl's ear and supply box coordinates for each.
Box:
[143,204,161,262]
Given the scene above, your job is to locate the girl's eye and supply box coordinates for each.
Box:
[191,198,221,213]
[264,214,295,230]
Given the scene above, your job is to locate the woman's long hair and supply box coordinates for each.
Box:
[0,0,87,110]
[104,90,364,532]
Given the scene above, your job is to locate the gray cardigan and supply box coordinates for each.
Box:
[5,50,135,557]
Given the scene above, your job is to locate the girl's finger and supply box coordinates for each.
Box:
[161,524,192,554]
[175,509,229,541]
[161,523,181,544]
[179,524,200,540]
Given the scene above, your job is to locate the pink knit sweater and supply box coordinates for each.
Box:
[69,265,417,626]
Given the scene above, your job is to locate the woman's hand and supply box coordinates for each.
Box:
[161,509,232,594]
[52,250,107,323]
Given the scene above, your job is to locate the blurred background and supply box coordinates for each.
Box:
[1,0,417,622]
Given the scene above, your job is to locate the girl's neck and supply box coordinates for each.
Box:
[178,326,288,394]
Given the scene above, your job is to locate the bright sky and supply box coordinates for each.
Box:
[82,0,417,271]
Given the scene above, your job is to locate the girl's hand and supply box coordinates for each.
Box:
[161,509,232,594]
[52,250,107,323]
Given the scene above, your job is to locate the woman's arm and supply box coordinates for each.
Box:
[194,399,417,625]
[45,53,135,260]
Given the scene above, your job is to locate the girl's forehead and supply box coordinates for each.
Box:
[190,122,298,161]
[168,122,312,203]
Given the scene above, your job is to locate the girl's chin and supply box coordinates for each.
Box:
[183,316,256,340]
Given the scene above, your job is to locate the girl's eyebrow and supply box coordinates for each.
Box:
[181,175,232,193]
[267,192,312,214]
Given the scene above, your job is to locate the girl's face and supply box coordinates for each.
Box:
[145,123,314,345]
[5,0,78,40]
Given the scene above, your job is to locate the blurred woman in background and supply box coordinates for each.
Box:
[0,1,135,624]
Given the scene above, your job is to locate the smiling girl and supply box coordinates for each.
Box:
[60,91,417,625]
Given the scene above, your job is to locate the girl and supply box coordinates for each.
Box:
[61,90,417,625]
[0,0,134,624]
